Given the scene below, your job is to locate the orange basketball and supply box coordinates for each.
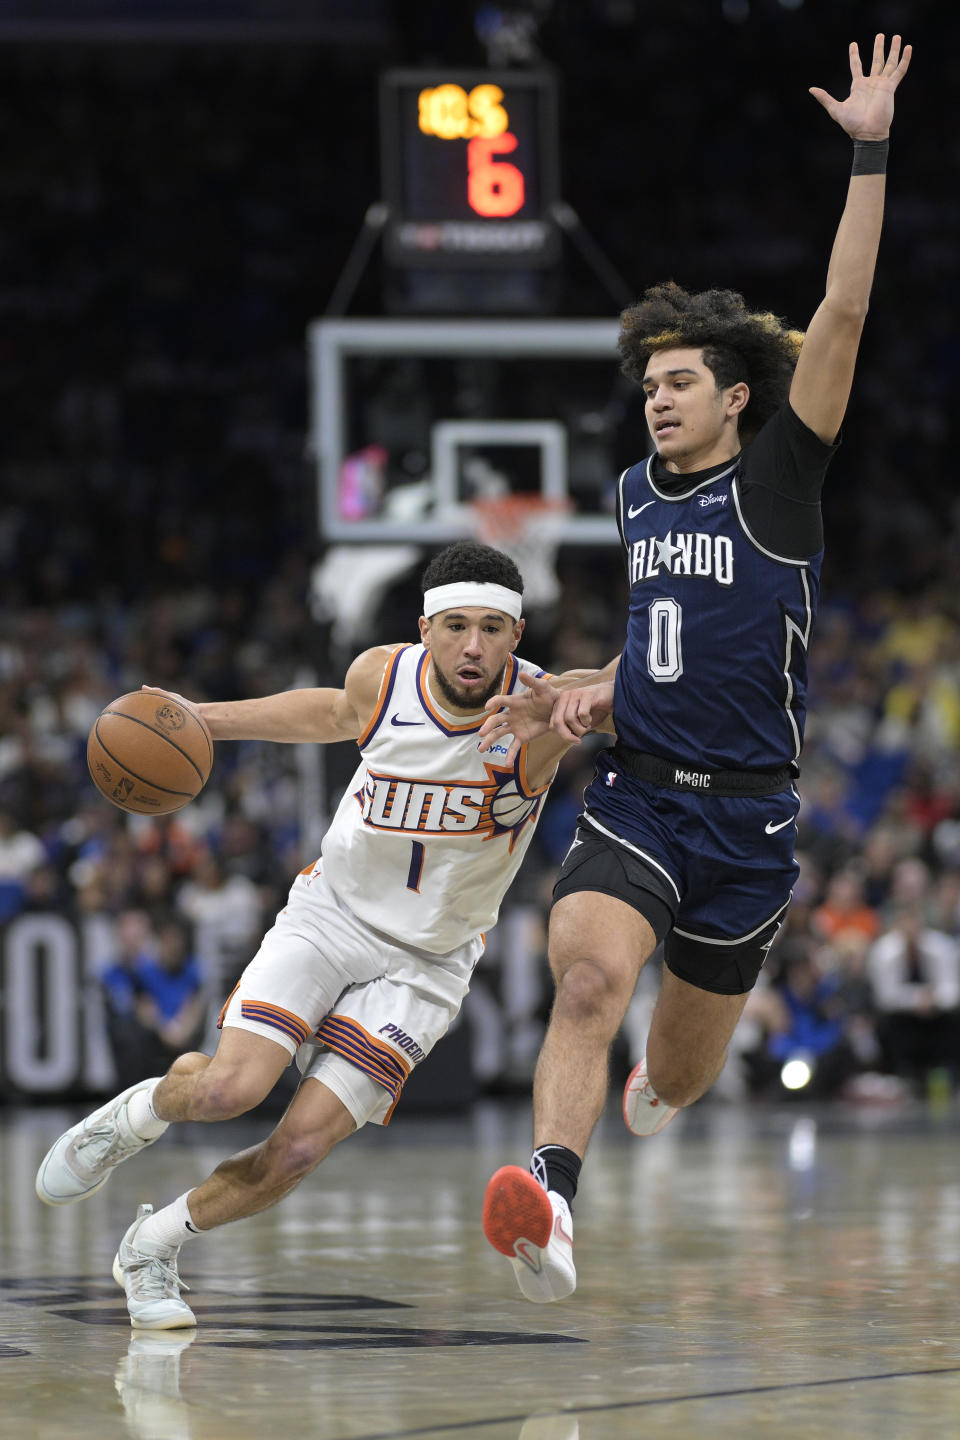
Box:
[86,690,214,815]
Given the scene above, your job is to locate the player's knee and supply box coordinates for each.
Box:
[265,1131,330,1187]
[554,958,629,1032]
[166,1050,211,1081]
[191,1066,272,1121]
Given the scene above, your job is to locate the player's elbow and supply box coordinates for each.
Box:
[822,289,870,332]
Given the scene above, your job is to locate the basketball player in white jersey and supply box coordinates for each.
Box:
[36,541,590,1328]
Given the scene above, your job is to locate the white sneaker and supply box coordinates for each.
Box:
[482,1165,576,1304]
[36,1078,166,1206]
[113,1204,196,1330]
[622,1057,678,1136]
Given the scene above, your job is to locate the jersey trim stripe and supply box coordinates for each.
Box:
[416,650,485,734]
[216,981,240,1031]
[315,1013,412,1099]
[582,812,681,905]
[672,892,792,946]
[357,645,410,749]
[516,745,554,798]
[615,466,630,549]
[415,650,520,736]
[239,1000,313,1048]
[782,567,814,760]
[730,477,812,567]
[645,455,740,503]
[502,653,522,693]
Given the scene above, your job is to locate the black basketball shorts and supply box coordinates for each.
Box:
[551,817,791,996]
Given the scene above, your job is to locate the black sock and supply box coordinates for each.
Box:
[530,1144,582,1209]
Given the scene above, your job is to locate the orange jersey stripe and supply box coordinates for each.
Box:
[239,1000,312,1048]
[415,651,522,734]
[316,1013,413,1099]
[216,981,241,1030]
[415,652,485,733]
[516,743,553,798]
[357,645,410,748]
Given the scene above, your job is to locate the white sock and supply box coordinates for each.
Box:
[136,1192,201,1252]
[126,1081,169,1140]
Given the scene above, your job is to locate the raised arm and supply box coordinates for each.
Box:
[142,644,396,746]
[789,33,911,444]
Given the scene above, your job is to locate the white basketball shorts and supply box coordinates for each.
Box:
[219,862,482,1127]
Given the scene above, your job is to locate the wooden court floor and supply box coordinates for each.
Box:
[2,1093,960,1439]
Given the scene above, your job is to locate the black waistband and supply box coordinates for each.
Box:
[610,744,794,797]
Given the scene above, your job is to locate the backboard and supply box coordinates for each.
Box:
[307,317,626,546]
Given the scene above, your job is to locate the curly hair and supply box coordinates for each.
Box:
[421,541,523,599]
[618,281,804,442]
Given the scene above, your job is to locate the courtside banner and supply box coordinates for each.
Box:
[0,914,116,1098]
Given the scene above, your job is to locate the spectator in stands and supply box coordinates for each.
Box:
[887,855,935,911]
[0,808,47,923]
[867,900,960,1093]
[858,823,903,909]
[933,868,960,939]
[811,866,881,949]
[174,844,263,993]
[101,910,205,1088]
[746,938,863,1099]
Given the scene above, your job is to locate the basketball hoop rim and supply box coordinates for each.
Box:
[469,494,571,543]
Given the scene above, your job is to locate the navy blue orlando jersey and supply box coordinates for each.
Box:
[613,425,824,772]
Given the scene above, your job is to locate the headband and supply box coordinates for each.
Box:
[422,582,523,621]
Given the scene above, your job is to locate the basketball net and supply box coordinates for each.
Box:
[470,494,570,611]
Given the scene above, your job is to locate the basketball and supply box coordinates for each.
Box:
[86,690,214,815]
[490,781,537,830]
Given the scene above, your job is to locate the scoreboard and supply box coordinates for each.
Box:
[380,69,560,268]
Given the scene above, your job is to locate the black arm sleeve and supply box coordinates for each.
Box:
[738,403,838,560]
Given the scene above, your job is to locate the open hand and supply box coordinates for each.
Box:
[478,671,558,763]
[809,33,911,141]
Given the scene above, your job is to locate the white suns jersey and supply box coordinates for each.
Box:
[320,643,551,954]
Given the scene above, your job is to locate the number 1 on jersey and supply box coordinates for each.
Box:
[647,597,683,681]
[407,841,425,893]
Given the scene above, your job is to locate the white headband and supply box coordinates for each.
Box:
[423,582,523,621]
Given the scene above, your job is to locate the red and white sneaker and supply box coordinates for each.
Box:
[622,1057,678,1136]
[482,1165,576,1303]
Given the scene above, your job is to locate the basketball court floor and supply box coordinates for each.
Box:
[2,1094,959,1439]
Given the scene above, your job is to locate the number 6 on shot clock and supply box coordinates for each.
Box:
[380,68,560,268]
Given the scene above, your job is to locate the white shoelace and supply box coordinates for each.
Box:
[75,1114,142,1169]
[126,1251,190,1301]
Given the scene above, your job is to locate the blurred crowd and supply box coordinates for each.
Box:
[2,3,959,1098]
[4,562,960,1103]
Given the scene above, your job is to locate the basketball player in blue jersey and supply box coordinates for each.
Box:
[35,541,598,1330]
[479,34,912,1303]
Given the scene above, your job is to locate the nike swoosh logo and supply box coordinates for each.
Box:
[513,1239,543,1273]
[553,1215,573,1247]
[764,817,795,834]
[391,715,425,727]
[627,500,655,518]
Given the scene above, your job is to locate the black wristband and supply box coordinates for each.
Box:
[852,138,889,176]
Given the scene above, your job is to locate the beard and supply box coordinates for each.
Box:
[431,659,507,713]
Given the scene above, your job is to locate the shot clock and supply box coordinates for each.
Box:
[380,69,560,268]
